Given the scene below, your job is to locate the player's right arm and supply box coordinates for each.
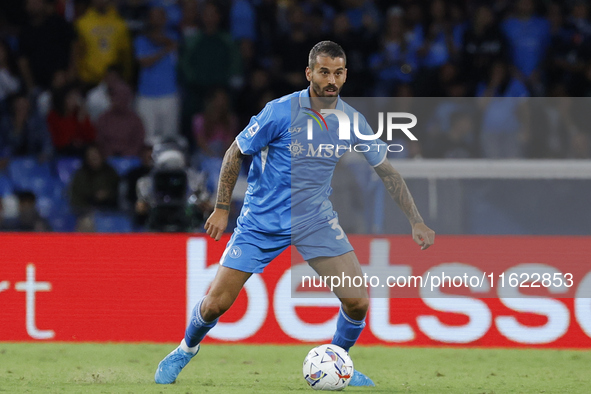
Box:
[205,101,281,241]
[204,141,244,241]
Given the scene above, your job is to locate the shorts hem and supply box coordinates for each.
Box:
[298,246,354,262]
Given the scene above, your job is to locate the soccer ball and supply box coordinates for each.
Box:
[302,344,354,391]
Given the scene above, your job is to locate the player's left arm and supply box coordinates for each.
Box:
[373,160,435,250]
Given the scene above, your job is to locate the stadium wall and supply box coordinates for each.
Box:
[1,234,591,348]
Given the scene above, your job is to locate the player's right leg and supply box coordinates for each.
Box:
[155,228,290,384]
[155,266,251,384]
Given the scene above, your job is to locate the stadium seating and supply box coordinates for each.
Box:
[107,156,141,176]
[0,174,13,197]
[56,157,83,185]
[8,157,57,197]
[93,211,133,233]
[48,213,77,232]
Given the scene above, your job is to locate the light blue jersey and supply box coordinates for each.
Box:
[235,88,387,237]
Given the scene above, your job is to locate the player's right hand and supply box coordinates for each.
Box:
[204,209,229,241]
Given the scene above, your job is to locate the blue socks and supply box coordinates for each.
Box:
[331,307,366,352]
[184,297,218,348]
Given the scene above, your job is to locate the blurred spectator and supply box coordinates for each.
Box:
[47,84,96,156]
[85,65,123,121]
[231,0,256,72]
[0,39,21,113]
[331,11,377,96]
[369,7,419,97]
[179,2,241,127]
[235,68,273,125]
[415,0,462,94]
[192,88,238,160]
[149,0,182,39]
[36,69,68,117]
[539,90,590,158]
[301,0,335,35]
[0,191,51,231]
[341,0,381,36]
[476,60,531,98]
[231,0,256,42]
[70,145,120,213]
[425,111,476,158]
[134,6,179,145]
[253,0,279,62]
[418,0,461,68]
[74,0,133,87]
[501,0,551,93]
[179,0,199,39]
[96,82,145,157]
[461,4,508,93]
[272,5,313,94]
[477,60,530,158]
[18,0,75,93]
[118,0,150,36]
[0,93,53,161]
[0,0,27,34]
[547,1,591,96]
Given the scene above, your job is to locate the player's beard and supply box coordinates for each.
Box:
[310,80,340,105]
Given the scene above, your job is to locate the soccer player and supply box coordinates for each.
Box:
[155,41,435,386]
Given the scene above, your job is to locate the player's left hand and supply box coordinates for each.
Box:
[412,222,435,250]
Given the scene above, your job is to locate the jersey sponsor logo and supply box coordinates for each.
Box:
[289,127,302,134]
[288,141,305,157]
[305,143,348,158]
[247,122,260,138]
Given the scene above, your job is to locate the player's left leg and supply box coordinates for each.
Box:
[308,251,375,387]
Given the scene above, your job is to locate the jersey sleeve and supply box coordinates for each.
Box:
[235,102,279,155]
[353,113,388,167]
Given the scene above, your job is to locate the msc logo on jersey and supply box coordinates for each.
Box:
[229,246,242,258]
[288,141,305,157]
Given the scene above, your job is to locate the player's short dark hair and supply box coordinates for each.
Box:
[308,41,346,70]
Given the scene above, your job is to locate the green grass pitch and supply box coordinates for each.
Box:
[1,343,590,393]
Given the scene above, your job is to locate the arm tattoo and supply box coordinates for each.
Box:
[374,161,424,226]
[216,141,245,208]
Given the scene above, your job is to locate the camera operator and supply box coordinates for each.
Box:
[136,140,212,232]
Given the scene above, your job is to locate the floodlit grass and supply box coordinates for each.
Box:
[1,343,590,393]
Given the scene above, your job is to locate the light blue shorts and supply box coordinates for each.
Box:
[220,214,353,273]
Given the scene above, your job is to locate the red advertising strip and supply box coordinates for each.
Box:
[1,234,591,348]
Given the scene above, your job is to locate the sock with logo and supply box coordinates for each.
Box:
[331,306,366,352]
[184,297,218,348]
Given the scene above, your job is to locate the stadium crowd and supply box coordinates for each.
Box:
[0,0,590,232]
